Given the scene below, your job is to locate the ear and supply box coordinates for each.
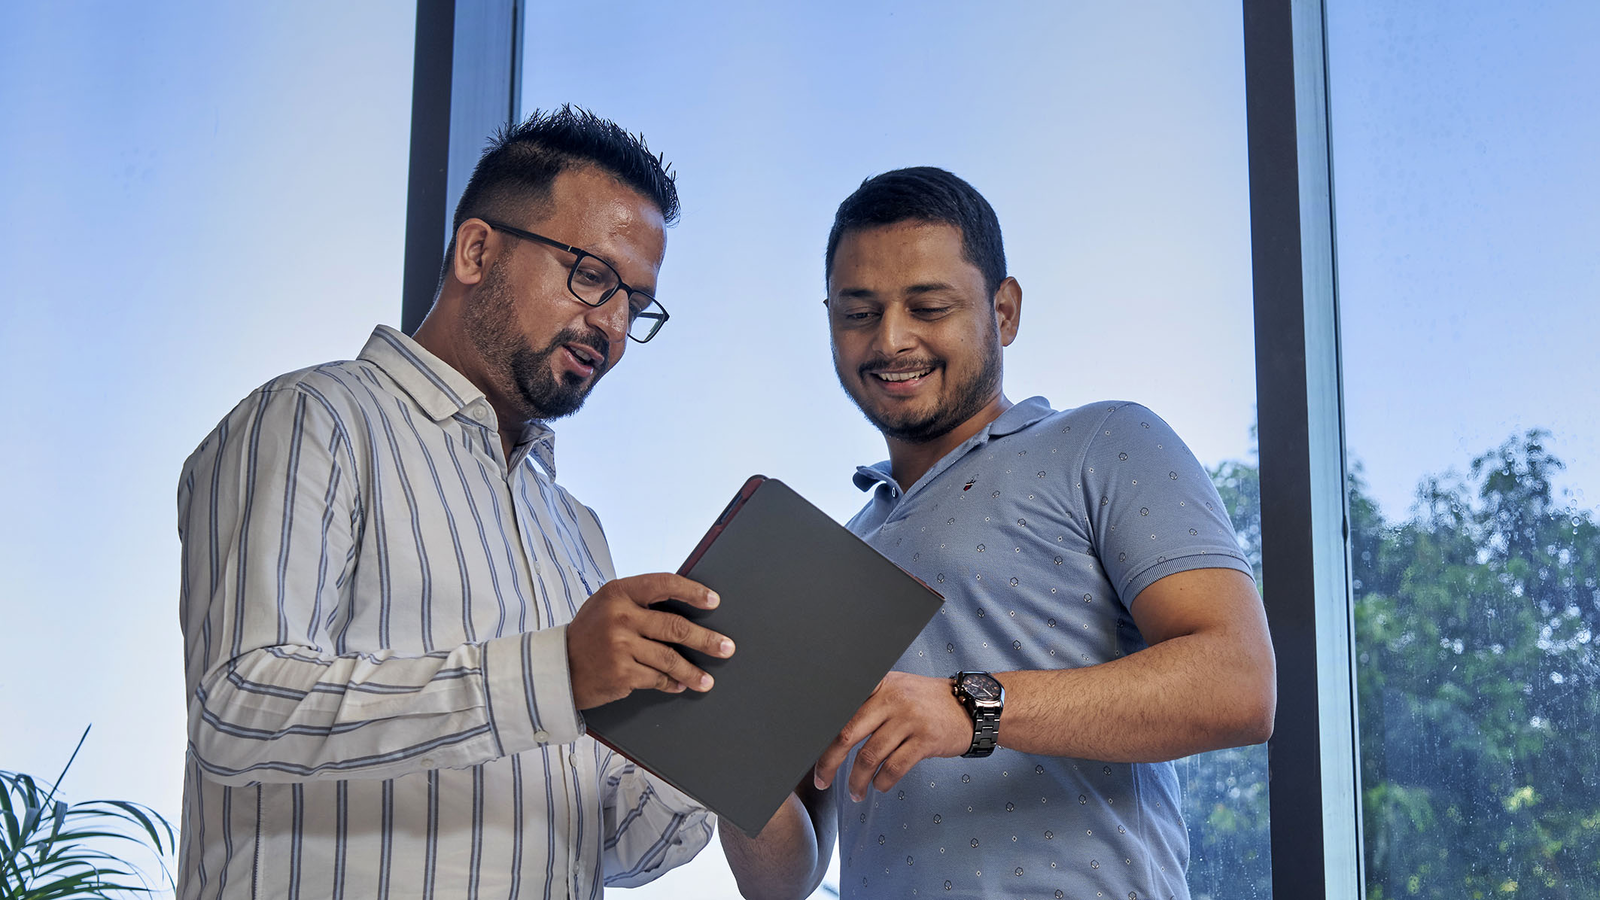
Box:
[451,219,496,287]
[994,276,1022,347]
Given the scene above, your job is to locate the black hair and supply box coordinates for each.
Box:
[439,105,678,288]
[824,166,1006,297]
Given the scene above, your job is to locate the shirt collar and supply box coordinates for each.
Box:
[851,396,1057,495]
[358,325,559,477]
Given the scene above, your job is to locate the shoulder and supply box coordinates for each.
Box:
[1069,401,1186,448]
[1007,400,1172,453]
[193,359,384,458]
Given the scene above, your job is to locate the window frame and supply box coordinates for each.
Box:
[403,0,1367,894]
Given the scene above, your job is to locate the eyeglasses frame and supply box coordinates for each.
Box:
[480,219,670,343]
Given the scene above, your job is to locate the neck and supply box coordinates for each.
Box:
[885,393,1013,491]
[412,315,524,462]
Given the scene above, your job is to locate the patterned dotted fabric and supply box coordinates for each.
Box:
[839,397,1251,900]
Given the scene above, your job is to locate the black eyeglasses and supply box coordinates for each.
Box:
[482,220,670,343]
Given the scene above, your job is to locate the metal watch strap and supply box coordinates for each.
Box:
[966,706,1000,758]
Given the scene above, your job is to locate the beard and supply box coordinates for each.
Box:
[464,258,612,421]
[836,319,1003,445]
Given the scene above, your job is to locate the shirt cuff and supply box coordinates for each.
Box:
[482,625,583,749]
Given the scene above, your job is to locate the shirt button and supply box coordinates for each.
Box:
[534,731,549,742]
[420,757,436,768]
[470,405,486,421]
[568,752,580,766]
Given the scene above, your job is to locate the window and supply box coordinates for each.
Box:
[1330,4,1600,896]
[518,2,1267,896]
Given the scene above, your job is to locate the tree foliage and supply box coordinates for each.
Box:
[1184,429,1599,898]
[1356,431,1600,898]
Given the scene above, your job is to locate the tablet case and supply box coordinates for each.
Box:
[581,475,945,837]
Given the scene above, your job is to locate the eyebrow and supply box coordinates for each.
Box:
[834,282,960,301]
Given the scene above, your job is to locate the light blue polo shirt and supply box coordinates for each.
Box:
[838,397,1252,900]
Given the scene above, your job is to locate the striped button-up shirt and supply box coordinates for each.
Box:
[176,325,711,900]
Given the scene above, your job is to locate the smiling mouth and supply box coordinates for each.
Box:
[870,366,936,383]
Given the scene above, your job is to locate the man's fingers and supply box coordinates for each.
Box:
[813,700,889,790]
[642,608,735,659]
[637,638,715,692]
[849,727,912,801]
[618,572,721,610]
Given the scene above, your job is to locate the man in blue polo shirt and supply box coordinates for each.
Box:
[720,167,1277,900]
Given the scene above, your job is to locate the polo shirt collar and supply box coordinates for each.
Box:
[852,395,1057,496]
[359,325,559,477]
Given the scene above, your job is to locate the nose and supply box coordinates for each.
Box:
[871,305,918,357]
[584,291,631,355]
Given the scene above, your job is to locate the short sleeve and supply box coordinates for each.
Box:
[1079,404,1252,604]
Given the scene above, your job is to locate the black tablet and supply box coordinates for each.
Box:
[582,475,945,837]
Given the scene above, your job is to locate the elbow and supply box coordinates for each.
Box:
[1232,670,1277,746]
[728,874,815,900]
[1237,698,1276,746]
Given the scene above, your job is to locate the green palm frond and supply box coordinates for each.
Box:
[2,727,176,899]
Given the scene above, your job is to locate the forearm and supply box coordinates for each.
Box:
[720,785,836,900]
[188,626,580,785]
[996,629,1275,762]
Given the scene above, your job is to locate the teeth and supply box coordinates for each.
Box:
[876,369,931,382]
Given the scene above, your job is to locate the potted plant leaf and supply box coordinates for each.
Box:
[2,727,175,899]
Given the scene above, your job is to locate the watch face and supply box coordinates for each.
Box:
[960,673,1002,702]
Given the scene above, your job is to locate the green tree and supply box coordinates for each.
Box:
[1356,431,1600,898]
[1187,429,1599,899]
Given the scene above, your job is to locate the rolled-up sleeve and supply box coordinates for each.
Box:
[598,753,714,887]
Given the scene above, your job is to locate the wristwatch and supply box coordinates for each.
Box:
[952,671,1005,758]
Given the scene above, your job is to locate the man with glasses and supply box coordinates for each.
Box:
[721,167,1276,899]
[176,107,730,899]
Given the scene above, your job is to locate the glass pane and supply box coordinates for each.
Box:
[1330,4,1600,897]
[521,2,1267,897]
[0,0,414,848]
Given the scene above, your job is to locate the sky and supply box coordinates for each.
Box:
[0,2,1594,899]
